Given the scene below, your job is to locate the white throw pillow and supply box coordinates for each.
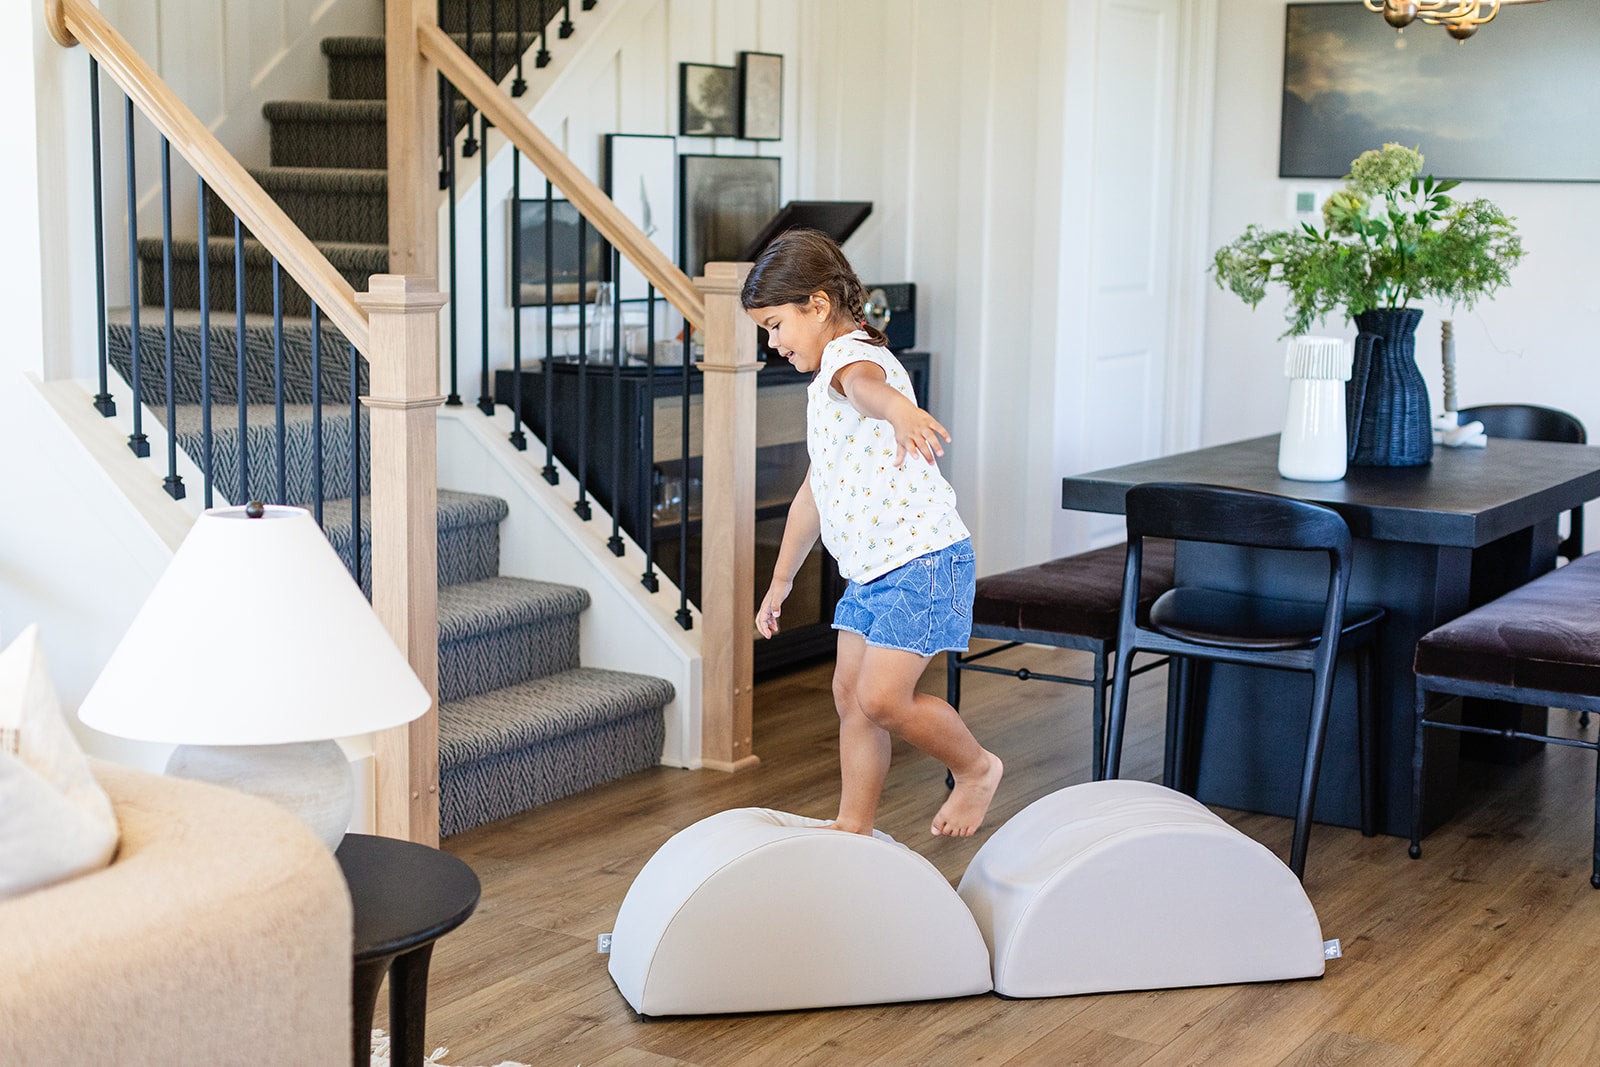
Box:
[0,625,119,897]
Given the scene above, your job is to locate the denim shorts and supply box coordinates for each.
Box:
[833,539,976,656]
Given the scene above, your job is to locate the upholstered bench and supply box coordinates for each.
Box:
[1410,551,1600,887]
[948,540,1176,778]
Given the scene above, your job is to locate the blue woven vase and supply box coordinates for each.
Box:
[1346,307,1432,467]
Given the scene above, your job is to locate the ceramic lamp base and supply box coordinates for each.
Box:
[166,740,353,850]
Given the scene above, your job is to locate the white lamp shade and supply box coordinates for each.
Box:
[79,505,430,744]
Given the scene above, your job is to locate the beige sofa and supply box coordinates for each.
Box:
[1,760,351,1066]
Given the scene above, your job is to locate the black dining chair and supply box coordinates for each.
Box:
[947,540,1176,782]
[1101,483,1385,881]
[1459,403,1586,562]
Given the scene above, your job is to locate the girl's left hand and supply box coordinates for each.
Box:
[891,407,951,467]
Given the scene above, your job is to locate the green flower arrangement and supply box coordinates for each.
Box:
[1213,144,1525,337]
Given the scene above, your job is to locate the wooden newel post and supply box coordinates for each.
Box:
[357,275,449,844]
[696,262,760,772]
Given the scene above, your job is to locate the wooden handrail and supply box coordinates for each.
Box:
[49,0,371,356]
[419,23,706,330]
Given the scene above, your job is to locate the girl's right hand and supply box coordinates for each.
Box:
[756,580,792,638]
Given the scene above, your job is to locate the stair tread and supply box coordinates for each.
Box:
[316,489,508,533]
[242,166,387,192]
[439,666,676,768]
[323,31,533,56]
[264,99,387,121]
[437,575,590,642]
[138,235,387,268]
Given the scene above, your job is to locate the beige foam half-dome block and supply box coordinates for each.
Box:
[608,808,992,1015]
[958,780,1325,997]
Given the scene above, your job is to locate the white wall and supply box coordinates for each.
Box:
[1205,0,1600,457]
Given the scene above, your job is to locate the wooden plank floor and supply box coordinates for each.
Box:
[414,645,1600,1066]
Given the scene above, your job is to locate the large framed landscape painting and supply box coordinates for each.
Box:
[1281,2,1600,182]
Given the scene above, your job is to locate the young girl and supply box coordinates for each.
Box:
[743,229,1002,838]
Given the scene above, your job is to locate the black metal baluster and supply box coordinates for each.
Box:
[234,215,248,503]
[574,214,590,520]
[477,112,493,415]
[311,304,324,527]
[640,285,658,591]
[197,177,212,507]
[438,72,451,191]
[583,0,596,10]
[272,259,286,505]
[445,80,462,406]
[489,0,499,93]
[89,60,114,417]
[677,328,692,629]
[512,0,527,93]
[124,97,147,458]
[561,0,574,38]
[159,137,183,499]
[350,341,363,590]
[608,244,624,555]
[509,148,526,450]
[537,0,551,66]
[540,179,557,484]
[462,0,480,156]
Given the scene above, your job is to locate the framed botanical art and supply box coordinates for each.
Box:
[737,52,783,141]
[603,133,677,302]
[510,198,605,307]
[1281,2,1600,181]
[679,62,737,137]
[678,154,781,279]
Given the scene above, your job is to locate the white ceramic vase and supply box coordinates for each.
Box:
[1278,336,1352,482]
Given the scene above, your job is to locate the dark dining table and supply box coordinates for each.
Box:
[1061,433,1600,837]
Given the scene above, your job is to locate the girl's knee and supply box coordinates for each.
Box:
[855,686,909,731]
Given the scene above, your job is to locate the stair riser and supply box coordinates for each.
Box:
[440,522,504,588]
[440,615,582,702]
[205,185,387,247]
[137,246,376,317]
[329,38,535,102]
[179,412,370,511]
[440,711,664,836]
[271,118,386,170]
[323,517,503,599]
[438,0,558,36]
[108,323,365,408]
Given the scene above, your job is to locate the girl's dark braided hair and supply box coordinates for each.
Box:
[740,229,890,348]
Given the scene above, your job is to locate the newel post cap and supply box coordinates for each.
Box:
[356,274,450,314]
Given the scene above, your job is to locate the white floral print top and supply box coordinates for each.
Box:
[807,333,969,583]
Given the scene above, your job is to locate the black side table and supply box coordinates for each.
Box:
[335,833,481,1067]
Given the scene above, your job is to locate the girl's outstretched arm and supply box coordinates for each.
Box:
[834,361,950,466]
[757,470,821,638]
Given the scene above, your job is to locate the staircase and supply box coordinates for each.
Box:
[108,1,676,836]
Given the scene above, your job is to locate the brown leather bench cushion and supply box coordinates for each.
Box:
[1414,552,1600,698]
[972,540,1176,642]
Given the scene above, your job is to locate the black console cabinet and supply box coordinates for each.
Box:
[496,352,930,677]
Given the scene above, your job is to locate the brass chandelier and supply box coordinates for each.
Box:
[1363,1,1550,41]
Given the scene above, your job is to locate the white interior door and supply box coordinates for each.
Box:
[1080,0,1181,547]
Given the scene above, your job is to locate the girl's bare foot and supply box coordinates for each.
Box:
[931,751,1003,837]
[824,817,874,835]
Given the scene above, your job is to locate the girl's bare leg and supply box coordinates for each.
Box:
[852,645,1002,837]
[831,631,892,834]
